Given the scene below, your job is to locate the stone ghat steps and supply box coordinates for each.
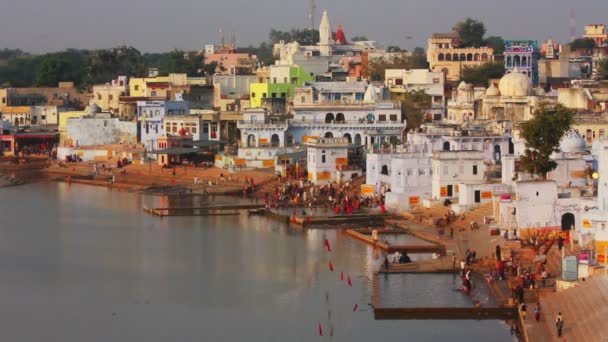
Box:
[541,275,608,341]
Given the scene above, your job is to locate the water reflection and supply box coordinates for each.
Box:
[0,183,514,341]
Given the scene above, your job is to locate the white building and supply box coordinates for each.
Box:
[432,151,485,199]
[306,137,353,185]
[366,150,433,211]
[66,112,137,147]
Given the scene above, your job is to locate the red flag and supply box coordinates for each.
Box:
[353,304,359,312]
[324,239,331,252]
[347,275,352,287]
[318,322,323,336]
[340,271,344,281]
[329,261,334,272]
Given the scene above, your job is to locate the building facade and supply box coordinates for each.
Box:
[427,33,494,81]
[504,40,540,85]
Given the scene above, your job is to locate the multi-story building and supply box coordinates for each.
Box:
[504,40,540,85]
[427,33,494,81]
[385,69,446,121]
[249,65,314,110]
[136,100,189,154]
[92,76,129,115]
[203,43,259,75]
[583,24,608,47]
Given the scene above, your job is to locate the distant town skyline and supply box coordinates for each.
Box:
[0,0,607,54]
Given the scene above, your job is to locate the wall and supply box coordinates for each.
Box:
[67,117,137,147]
[31,106,59,125]
[432,151,485,198]
[59,111,86,144]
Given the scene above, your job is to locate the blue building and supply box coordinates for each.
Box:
[504,40,540,85]
[136,100,189,156]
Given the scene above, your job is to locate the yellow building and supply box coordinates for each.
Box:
[572,115,608,146]
[427,33,495,81]
[58,110,87,145]
[0,106,32,126]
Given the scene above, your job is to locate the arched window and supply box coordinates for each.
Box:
[453,54,459,61]
[438,53,445,61]
[521,56,528,67]
[325,113,334,123]
[446,54,452,61]
[381,165,389,175]
[247,134,256,147]
[271,134,280,147]
[460,53,466,61]
[343,133,352,144]
[506,56,512,67]
[513,55,521,67]
[354,134,362,145]
[336,113,345,123]
[324,132,334,138]
[481,53,488,61]
[474,53,480,61]
[467,53,473,61]
[443,141,450,151]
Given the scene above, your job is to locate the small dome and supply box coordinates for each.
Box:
[533,86,546,96]
[458,81,472,91]
[498,70,531,97]
[485,84,500,96]
[559,130,587,153]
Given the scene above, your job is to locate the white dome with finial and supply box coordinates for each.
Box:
[498,69,531,97]
[485,83,500,96]
[559,130,587,153]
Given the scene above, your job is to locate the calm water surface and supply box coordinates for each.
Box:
[0,183,514,341]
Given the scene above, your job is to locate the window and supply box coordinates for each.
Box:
[395,79,403,86]
[203,125,209,134]
[1,97,5,104]
[378,115,386,122]
[251,93,256,98]
[600,129,605,138]
[151,91,157,97]
[283,78,288,83]
[389,114,398,122]
[41,115,46,120]
[271,93,277,98]
[108,94,113,101]
[301,96,305,103]
[145,123,149,134]
[263,93,267,98]
[97,94,102,100]
[192,127,197,134]
[273,78,277,83]
[134,85,140,91]
[281,93,286,98]
[104,120,108,127]
[473,165,478,175]
[322,155,326,163]
[407,169,413,176]
[433,78,440,84]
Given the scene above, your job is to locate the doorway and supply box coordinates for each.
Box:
[561,213,575,232]
[447,185,453,197]
[474,190,481,203]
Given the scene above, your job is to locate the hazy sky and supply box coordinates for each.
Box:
[1,0,606,54]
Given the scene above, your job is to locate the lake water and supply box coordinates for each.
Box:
[0,183,515,341]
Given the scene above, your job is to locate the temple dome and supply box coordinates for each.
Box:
[498,70,531,97]
[559,130,587,153]
[485,83,500,96]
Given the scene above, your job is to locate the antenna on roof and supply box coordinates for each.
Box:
[569,8,576,42]
[231,31,236,48]
[219,28,225,47]
[309,0,316,30]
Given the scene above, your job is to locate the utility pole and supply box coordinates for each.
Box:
[308,0,316,31]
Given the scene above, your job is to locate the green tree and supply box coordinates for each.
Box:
[519,103,574,180]
[387,46,402,52]
[484,36,505,56]
[570,38,596,50]
[158,50,202,76]
[598,58,608,80]
[401,90,432,131]
[453,18,486,48]
[351,36,368,42]
[269,29,319,45]
[86,46,145,85]
[35,57,71,86]
[365,51,428,81]
[461,61,505,86]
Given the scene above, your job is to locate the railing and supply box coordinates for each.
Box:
[517,305,530,342]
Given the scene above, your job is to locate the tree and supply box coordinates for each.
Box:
[351,36,368,42]
[453,18,486,48]
[157,50,202,76]
[570,38,596,50]
[519,103,574,180]
[86,46,146,85]
[365,52,428,81]
[269,28,319,45]
[484,36,505,56]
[401,90,432,131]
[597,58,608,80]
[387,46,402,52]
[461,61,505,86]
[35,57,71,86]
